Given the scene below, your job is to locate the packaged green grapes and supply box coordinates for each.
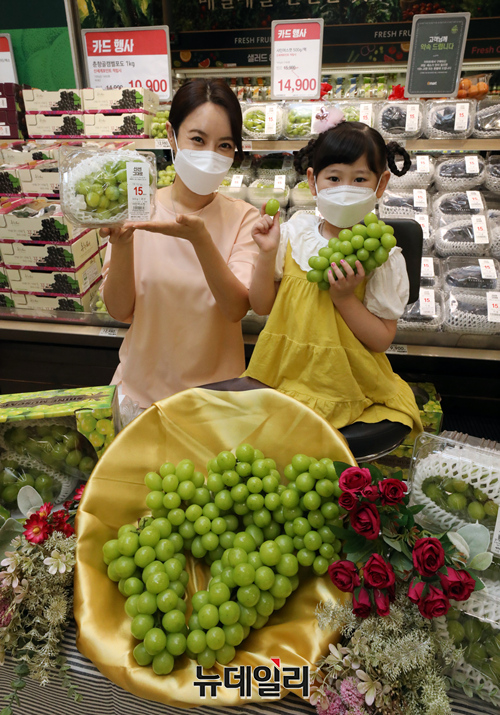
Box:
[242,102,283,140]
[60,147,156,228]
[0,386,119,488]
[290,179,315,208]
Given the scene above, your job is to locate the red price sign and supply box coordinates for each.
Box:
[82,26,171,101]
[271,19,323,100]
[0,34,17,84]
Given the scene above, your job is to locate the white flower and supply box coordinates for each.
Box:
[356,669,382,706]
[43,550,67,575]
[13,579,28,604]
[1,552,19,573]
[0,571,18,589]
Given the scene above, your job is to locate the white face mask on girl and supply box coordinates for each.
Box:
[172,132,233,196]
[315,177,382,228]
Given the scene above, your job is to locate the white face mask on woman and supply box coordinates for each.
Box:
[172,132,233,196]
[315,177,382,228]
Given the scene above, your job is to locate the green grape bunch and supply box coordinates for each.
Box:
[243,109,266,134]
[307,212,398,291]
[151,109,170,139]
[103,444,345,675]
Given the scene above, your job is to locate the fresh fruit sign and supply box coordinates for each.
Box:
[271,20,323,100]
[0,35,17,84]
[82,27,172,101]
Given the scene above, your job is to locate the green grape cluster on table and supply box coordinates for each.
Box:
[285,107,313,137]
[307,212,397,291]
[76,409,115,459]
[0,456,61,510]
[151,109,170,139]
[422,475,499,526]
[158,165,175,188]
[243,109,266,134]
[103,444,344,675]
[446,607,500,686]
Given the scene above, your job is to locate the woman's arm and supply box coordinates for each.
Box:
[328,259,397,353]
[100,225,136,323]
[248,210,281,316]
[133,214,249,323]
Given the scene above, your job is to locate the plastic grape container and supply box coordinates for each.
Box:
[434,218,491,258]
[420,256,442,289]
[442,257,500,292]
[488,210,500,260]
[253,154,297,186]
[443,289,500,336]
[410,432,500,533]
[473,98,500,139]
[247,180,290,209]
[434,155,485,193]
[60,148,156,228]
[290,180,315,208]
[283,103,317,139]
[397,293,444,333]
[485,156,500,195]
[0,453,63,511]
[217,175,248,201]
[375,100,424,139]
[424,99,475,139]
[432,192,486,227]
[241,102,283,140]
[378,190,429,220]
[334,100,376,127]
[387,155,435,191]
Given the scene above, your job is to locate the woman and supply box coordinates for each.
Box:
[101,79,260,408]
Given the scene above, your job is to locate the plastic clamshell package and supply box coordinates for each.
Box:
[442,257,500,292]
[217,175,248,201]
[434,155,485,193]
[473,98,500,138]
[247,179,290,209]
[290,179,315,208]
[432,192,486,226]
[424,99,476,139]
[485,156,500,195]
[397,293,444,332]
[378,190,429,219]
[434,218,491,258]
[420,256,442,289]
[444,289,500,336]
[387,155,435,191]
[283,102,319,139]
[253,154,297,185]
[488,210,500,260]
[375,100,424,139]
[334,100,376,127]
[241,102,283,140]
[59,148,156,228]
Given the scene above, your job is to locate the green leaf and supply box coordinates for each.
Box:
[333,461,352,478]
[344,533,368,554]
[401,541,413,561]
[409,504,425,514]
[0,518,24,560]
[473,577,485,592]
[389,551,413,578]
[468,552,493,571]
[330,526,350,539]
[382,534,402,552]
[389,469,405,481]
[347,548,374,564]
[1,707,13,715]
[456,524,491,562]
[14,664,29,676]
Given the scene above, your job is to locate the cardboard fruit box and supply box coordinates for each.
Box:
[10,277,100,313]
[22,88,84,114]
[82,87,159,114]
[84,112,151,138]
[0,165,22,196]
[0,141,60,164]
[5,251,101,295]
[0,198,81,242]
[0,229,99,270]
[18,160,60,198]
[26,114,85,139]
[0,263,8,290]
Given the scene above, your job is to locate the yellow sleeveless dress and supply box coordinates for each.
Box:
[244,243,422,436]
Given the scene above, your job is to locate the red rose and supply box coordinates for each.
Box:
[339,492,358,511]
[439,568,476,602]
[363,554,396,590]
[339,467,372,494]
[418,585,450,619]
[361,485,379,503]
[350,503,381,541]
[412,538,445,577]
[378,478,407,506]
[328,561,360,593]
[408,578,425,604]
[352,588,371,618]
[388,583,396,603]
[373,588,391,616]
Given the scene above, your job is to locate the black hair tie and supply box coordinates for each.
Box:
[386,141,412,177]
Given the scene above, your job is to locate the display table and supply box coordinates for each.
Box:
[0,622,495,715]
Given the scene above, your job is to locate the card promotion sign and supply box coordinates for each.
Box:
[0,34,17,84]
[82,26,172,101]
[271,19,323,101]
[405,13,470,98]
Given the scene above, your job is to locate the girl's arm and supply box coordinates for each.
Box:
[328,259,397,353]
[100,225,136,323]
[248,208,281,316]
[132,214,249,323]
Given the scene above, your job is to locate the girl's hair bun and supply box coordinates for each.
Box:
[293,137,317,174]
[386,141,412,177]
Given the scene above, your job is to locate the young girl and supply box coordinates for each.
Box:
[244,109,422,436]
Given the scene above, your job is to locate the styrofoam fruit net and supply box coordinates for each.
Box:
[387,158,435,190]
[425,102,475,139]
[397,295,444,332]
[434,218,490,258]
[0,448,77,503]
[242,104,283,140]
[379,191,427,219]
[444,290,500,336]
[474,103,500,138]
[411,439,500,532]
[434,157,486,193]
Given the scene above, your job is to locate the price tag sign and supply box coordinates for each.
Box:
[487,291,500,323]
[99,327,119,337]
[230,174,244,188]
[0,35,17,83]
[82,26,172,101]
[454,102,470,132]
[405,13,470,97]
[155,138,170,149]
[413,189,427,208]
[126,162,151,221]
[271,19,324,100]
[405,104,420,132]
[242,141,252,152]
[359,103,373,126]
[415,213,430,239]
[479,259,498,280]
[467,190,484,210]
[385,344,408,355]
[416,155,430,173]
[472,215,489,244]
[419,288,436,317]
[465,155,480,174]
[274,174,286,190]
[421,256,435,277]
[265,105,277,134]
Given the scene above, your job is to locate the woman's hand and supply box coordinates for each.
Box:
[251,204,280,255]
[132,214,210,246]
[99,224,135,246]
[328,259,366,305]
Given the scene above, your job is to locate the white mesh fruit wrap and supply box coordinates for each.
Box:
[490,221,500,260]
[444,291,500,335]
[242,105,283,140]
[387,159,434,190]
[412,443,500,532]
[434,218,490,258]
[485,168,500,195]
[0,448,77,502]
[434,158,485,193]
[379,192,425,219]
[474,104,500,138]
[425,103,475,139]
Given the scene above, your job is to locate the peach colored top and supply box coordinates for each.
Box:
[102,192,260,408]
